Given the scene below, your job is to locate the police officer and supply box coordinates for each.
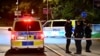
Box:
[74,20,84,54]
[64,19,72,53]
[85,23,92,52]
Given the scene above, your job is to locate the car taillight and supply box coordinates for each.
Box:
[11,34,16,40]
[23,19,31,22]
[11,31,17,40]
[40,34,44,39]
[38,33,44,39]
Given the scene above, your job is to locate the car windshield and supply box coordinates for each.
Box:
[44,21,51,27]
[14,21,41,31]
[53,21,66,27]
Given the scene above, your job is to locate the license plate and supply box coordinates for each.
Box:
[22,41,33,46]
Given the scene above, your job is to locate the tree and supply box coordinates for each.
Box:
[49,0,74,19]
[0,0,16,19]
[0,0,43,20]
[48,0,95,22]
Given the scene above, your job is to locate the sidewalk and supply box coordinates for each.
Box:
[45,37,100,56]
[59,40,100,56]
[77,40,100,56]
[0,45,10,56]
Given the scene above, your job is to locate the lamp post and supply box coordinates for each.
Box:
[47,0,49,20]
[43,0,52,20]
[15,0,21,18]
[15,0,19,18]
[16,0,19,11]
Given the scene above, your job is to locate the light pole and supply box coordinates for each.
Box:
[16,0,19,11]
[15,0,21,18]
[15,0,19,18]
[47,0,49,20]
[44,0,51,20]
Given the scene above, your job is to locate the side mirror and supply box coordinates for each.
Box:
[8,28,12,31]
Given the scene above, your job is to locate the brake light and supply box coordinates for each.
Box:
[23,19,32,22]
[38,33,44,39]
[11,34,16,40]
[40,34,44,39]
[11,31,17,40]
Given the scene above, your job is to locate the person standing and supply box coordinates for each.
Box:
[74,21,84,54]
[85,23,92,52]
[64,19,73,54]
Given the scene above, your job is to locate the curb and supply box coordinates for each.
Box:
[45,45,64,56]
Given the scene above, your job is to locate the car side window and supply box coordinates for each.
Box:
[44,21,51,27]
[53,21,66,27]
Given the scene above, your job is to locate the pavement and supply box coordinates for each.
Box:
[0,27,100,56]
[45,38,100,56]
[0,38,100,56]
[0,45,10,56]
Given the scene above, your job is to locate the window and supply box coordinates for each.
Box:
[53,21,66,27]
[44,21,51,27]
[14,21,41,31]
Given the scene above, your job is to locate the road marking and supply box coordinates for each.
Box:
[45,45,64,56]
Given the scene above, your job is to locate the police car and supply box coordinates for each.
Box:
[8,16,44,52]
[43,19,75,38]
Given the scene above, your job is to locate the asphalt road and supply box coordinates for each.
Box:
[0,27,100,56]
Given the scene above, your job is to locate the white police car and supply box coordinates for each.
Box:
[8,16,44,52]
[43,19,75,38]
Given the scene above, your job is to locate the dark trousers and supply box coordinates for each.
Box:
[75,40,82,54]
[86,40,92,51]
[66,39,71,51]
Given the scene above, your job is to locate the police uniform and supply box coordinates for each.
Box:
[74,21,84,54]
[65,20,72,53]
[85,23,92,52]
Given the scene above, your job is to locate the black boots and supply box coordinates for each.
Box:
[86,50,91,53]
[66,51,72,54]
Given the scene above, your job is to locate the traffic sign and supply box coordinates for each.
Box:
[81,11,87,18]
[14,10,21,16]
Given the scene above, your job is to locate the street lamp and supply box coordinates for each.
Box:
[31,9,35,14]
[47,0,49,20]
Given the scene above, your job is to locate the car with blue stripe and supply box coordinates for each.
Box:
[43,19,75,38]
[8,16,44,52]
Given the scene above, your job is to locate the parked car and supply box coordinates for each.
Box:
[43,19,75,38]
